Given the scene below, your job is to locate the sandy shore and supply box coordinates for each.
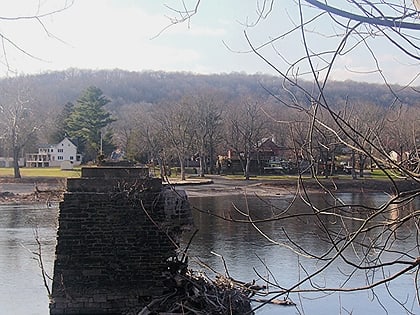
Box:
[0,175,418,203]
[174,175,420,198]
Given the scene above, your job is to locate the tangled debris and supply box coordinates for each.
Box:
[0,181,64,204]
[0,190,63,204]
[138,270,255,314]
[136,255,295,315]
[0,191,16,199]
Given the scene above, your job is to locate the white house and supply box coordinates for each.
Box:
[26,137,82,168]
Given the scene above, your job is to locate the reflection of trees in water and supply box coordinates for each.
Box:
[186,192,419,313]
[0,205,57,293]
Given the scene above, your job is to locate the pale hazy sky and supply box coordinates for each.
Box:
[1,0,419,85]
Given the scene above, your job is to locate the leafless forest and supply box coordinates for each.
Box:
[0,0,419,314]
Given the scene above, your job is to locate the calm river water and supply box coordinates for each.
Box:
[0,192,418,314]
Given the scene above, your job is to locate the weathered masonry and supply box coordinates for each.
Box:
[50,167,193,314]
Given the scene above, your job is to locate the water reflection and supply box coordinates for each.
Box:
[0,193,418,315]
[185,193,420,315]
[0,204,57,315]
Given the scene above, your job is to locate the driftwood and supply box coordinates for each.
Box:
[137,270,254,315]
[0,191,16,199]
[0,180,64,204]
[136,255,295,315]
[252,297,296,306]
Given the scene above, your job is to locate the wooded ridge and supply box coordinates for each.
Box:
[0,69,418,111]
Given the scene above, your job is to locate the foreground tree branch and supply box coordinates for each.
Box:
[162,1,420,313]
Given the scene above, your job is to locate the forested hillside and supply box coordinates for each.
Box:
[0,69,418,178]
[0,69,417,112]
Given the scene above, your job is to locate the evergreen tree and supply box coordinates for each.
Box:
[50,101,74,143]
[65,86,115,161]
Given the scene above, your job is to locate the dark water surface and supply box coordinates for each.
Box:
[0,192,418,314]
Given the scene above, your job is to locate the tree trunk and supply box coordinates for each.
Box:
[329,150,335,177]
[199,144,205,177]
[351,150,357,180]
[159,158,165,180]
[13,146,21,179]
[245,155,251,180]
[199,155,205,177]
[237,154,245,177]
[208,139,215,174]
[359,153,365,178]
[179,157,186,181]
[256,151,262,175]
[310,159,316,178]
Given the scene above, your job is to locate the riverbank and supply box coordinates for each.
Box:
[167,174,420,198]
[1,174,418,203]
[0,177,66,204]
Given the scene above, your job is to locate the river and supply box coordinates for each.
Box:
[0,190,418,314]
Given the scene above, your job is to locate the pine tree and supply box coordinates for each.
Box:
[65,86,115,161]
[50,101,74,143]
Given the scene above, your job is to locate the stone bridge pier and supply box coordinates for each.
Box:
[49,167,193,314]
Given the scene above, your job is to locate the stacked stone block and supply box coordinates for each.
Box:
[50,167,192,314]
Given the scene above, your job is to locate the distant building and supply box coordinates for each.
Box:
[0,157,24,167]
[220,137,292,174]
[26,137,82,167]
[257,137,287,161]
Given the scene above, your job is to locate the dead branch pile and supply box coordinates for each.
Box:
[0,190,63,204]
[137,266,257,315]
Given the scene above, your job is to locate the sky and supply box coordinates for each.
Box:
[0,0,419,85]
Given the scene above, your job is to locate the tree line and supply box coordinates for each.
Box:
[114,85,419,181]
[0,1,419,312]
[1,72,417,180]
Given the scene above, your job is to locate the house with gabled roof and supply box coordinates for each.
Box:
[219,137,293,174]
[26,137,82,168]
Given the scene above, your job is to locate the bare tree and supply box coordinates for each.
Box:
[224,98,267,180]
[152,100,196,181]
[0,1,74,74]
[384,105,420,171]
[162,1,420,313]
[112,102,155,162]
[0,85,42,178]
[0,1,74,175]
[189,92,223,176]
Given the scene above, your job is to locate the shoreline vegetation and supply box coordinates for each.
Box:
[0,171,418,204]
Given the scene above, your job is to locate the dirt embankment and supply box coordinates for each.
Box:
[181,175,420,198]
[0,177,66,204]
[0,175,419,204]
